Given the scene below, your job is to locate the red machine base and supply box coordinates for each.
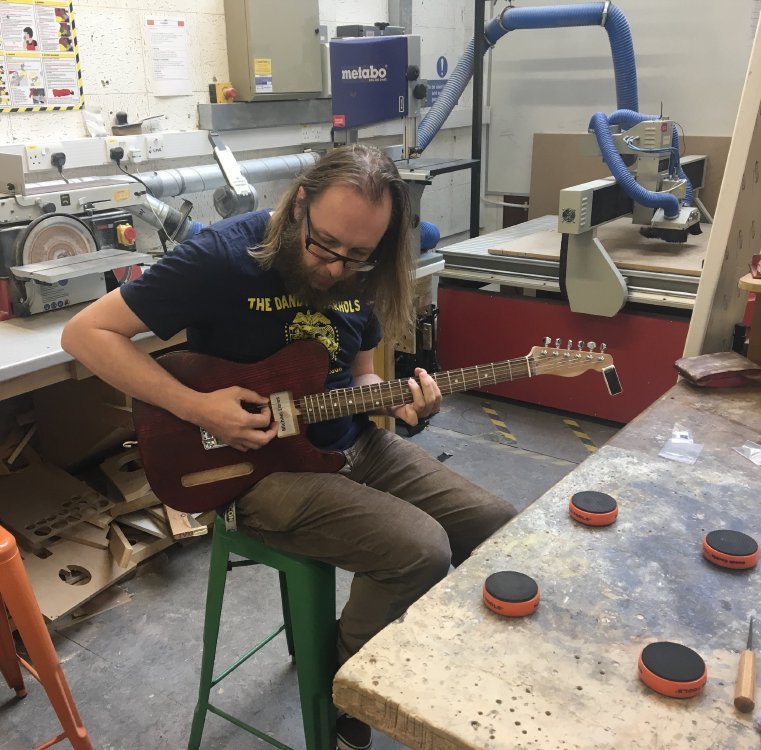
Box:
[436,286,690,423]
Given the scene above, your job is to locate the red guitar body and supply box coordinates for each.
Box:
[132,341,345,513]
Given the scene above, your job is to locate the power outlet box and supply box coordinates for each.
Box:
[25,144,49,171]
[105,136,125,162]
[126,136,147,164]
[145,135,164,158]
[300,125,328,144]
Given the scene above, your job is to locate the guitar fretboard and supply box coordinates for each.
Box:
[298,356,534,424]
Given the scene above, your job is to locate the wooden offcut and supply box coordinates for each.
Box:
[0,463,114,547]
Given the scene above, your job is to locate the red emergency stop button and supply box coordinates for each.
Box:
[116,223,137,246]
[223,86,238,101]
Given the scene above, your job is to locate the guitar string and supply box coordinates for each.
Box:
[296,354,613,423]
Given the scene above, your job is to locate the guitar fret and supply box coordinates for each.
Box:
[319,391,332,418]
[395,379,406,407]
[343,388,353,416]
[371,382,382,409]
[490,363,496,385]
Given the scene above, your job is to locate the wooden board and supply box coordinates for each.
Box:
[488,216,710,276]
[685,24,761,355]
[0,463,113,547]
[21,538,137,621]
[100,448,151,503]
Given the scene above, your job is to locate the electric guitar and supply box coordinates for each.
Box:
[132,338,621,513]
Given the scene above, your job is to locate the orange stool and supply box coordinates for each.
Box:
[0,524,94,750]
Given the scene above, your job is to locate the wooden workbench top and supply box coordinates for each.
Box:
[334,381,761,750]
[488,216,710,277]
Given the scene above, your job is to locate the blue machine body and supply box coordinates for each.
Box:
[330,36,409,130]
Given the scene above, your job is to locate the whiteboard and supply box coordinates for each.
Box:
[485,0,760,195]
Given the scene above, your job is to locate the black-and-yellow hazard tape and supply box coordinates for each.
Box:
[563,418,597,453]
[482,403,517,444]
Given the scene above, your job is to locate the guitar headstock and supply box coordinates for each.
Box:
[528,338,622,395]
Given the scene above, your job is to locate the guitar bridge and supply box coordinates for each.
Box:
[200,428,227,450]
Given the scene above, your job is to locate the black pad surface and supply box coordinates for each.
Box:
[571,491,617,514]
[706,530,758,557]
[484,571,538,603]
[641,641,705,683]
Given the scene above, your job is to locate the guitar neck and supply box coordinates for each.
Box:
[299,356,534,425]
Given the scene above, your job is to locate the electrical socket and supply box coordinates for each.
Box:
[145,134,164,158]
[300,125,327,144]
[105,136,125,162]
[123,135,147,164]
[25,144,49,171]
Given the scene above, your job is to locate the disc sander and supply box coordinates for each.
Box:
[702,529,759,569]
[483,571,540,617]
[15,213,97,266]
[569,490,618,526]
[638,641,707,698]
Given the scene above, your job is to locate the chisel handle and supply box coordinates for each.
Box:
[734,649,756,713]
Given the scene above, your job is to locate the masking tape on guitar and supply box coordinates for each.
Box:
[483,571,540,617]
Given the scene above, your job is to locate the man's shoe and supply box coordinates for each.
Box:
[336,712,372,750]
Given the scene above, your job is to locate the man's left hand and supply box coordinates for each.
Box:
[392,368,442,427]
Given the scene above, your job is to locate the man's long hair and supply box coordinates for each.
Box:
[251,144,414,341]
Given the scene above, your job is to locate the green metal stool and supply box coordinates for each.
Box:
[188,513,337,750]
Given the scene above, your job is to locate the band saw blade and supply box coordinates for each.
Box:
[15,213,97,266]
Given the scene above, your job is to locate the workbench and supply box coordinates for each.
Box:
[0,304,186,400]
[333,380,761,749]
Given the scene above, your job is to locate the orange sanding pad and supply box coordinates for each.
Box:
[569,491,618,526]
[483,571,540,617]
[638,641,707,698]
[702,529,759,569]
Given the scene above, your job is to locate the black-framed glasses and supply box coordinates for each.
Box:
[304,208,378,272]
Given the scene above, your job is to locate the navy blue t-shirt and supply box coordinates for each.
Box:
[121,210,382,450]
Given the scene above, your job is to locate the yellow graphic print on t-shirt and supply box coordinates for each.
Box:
[287,310,339,359]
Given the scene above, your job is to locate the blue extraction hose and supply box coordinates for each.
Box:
[418,3,638,152]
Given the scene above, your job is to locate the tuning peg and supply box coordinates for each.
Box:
[555,338,561,348]
[577,340,585,350]
[600,343,607,353]
[542,336,551,347]
[567,339,573,350]
[587,341,597,352]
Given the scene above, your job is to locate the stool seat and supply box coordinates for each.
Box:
[0,524,94,750]
[188,514,337,750]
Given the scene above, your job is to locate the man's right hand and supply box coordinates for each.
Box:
[197,387,279,452]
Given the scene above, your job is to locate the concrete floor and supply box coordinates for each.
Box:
[0,392,619,750]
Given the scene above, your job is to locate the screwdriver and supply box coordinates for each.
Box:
[734,616,756,713]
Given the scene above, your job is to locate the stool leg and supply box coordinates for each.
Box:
[188,523,231,750]
[278,572,296,660]
[0,545,93,750]
[283,561,337,750]
[0,594,26,697]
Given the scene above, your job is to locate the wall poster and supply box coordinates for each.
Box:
[0,0,82,112]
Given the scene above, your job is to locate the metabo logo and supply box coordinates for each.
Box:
[341,65,388,82]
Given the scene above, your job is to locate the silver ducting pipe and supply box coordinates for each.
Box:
[138,152,320,199]
[127,194,205,243]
